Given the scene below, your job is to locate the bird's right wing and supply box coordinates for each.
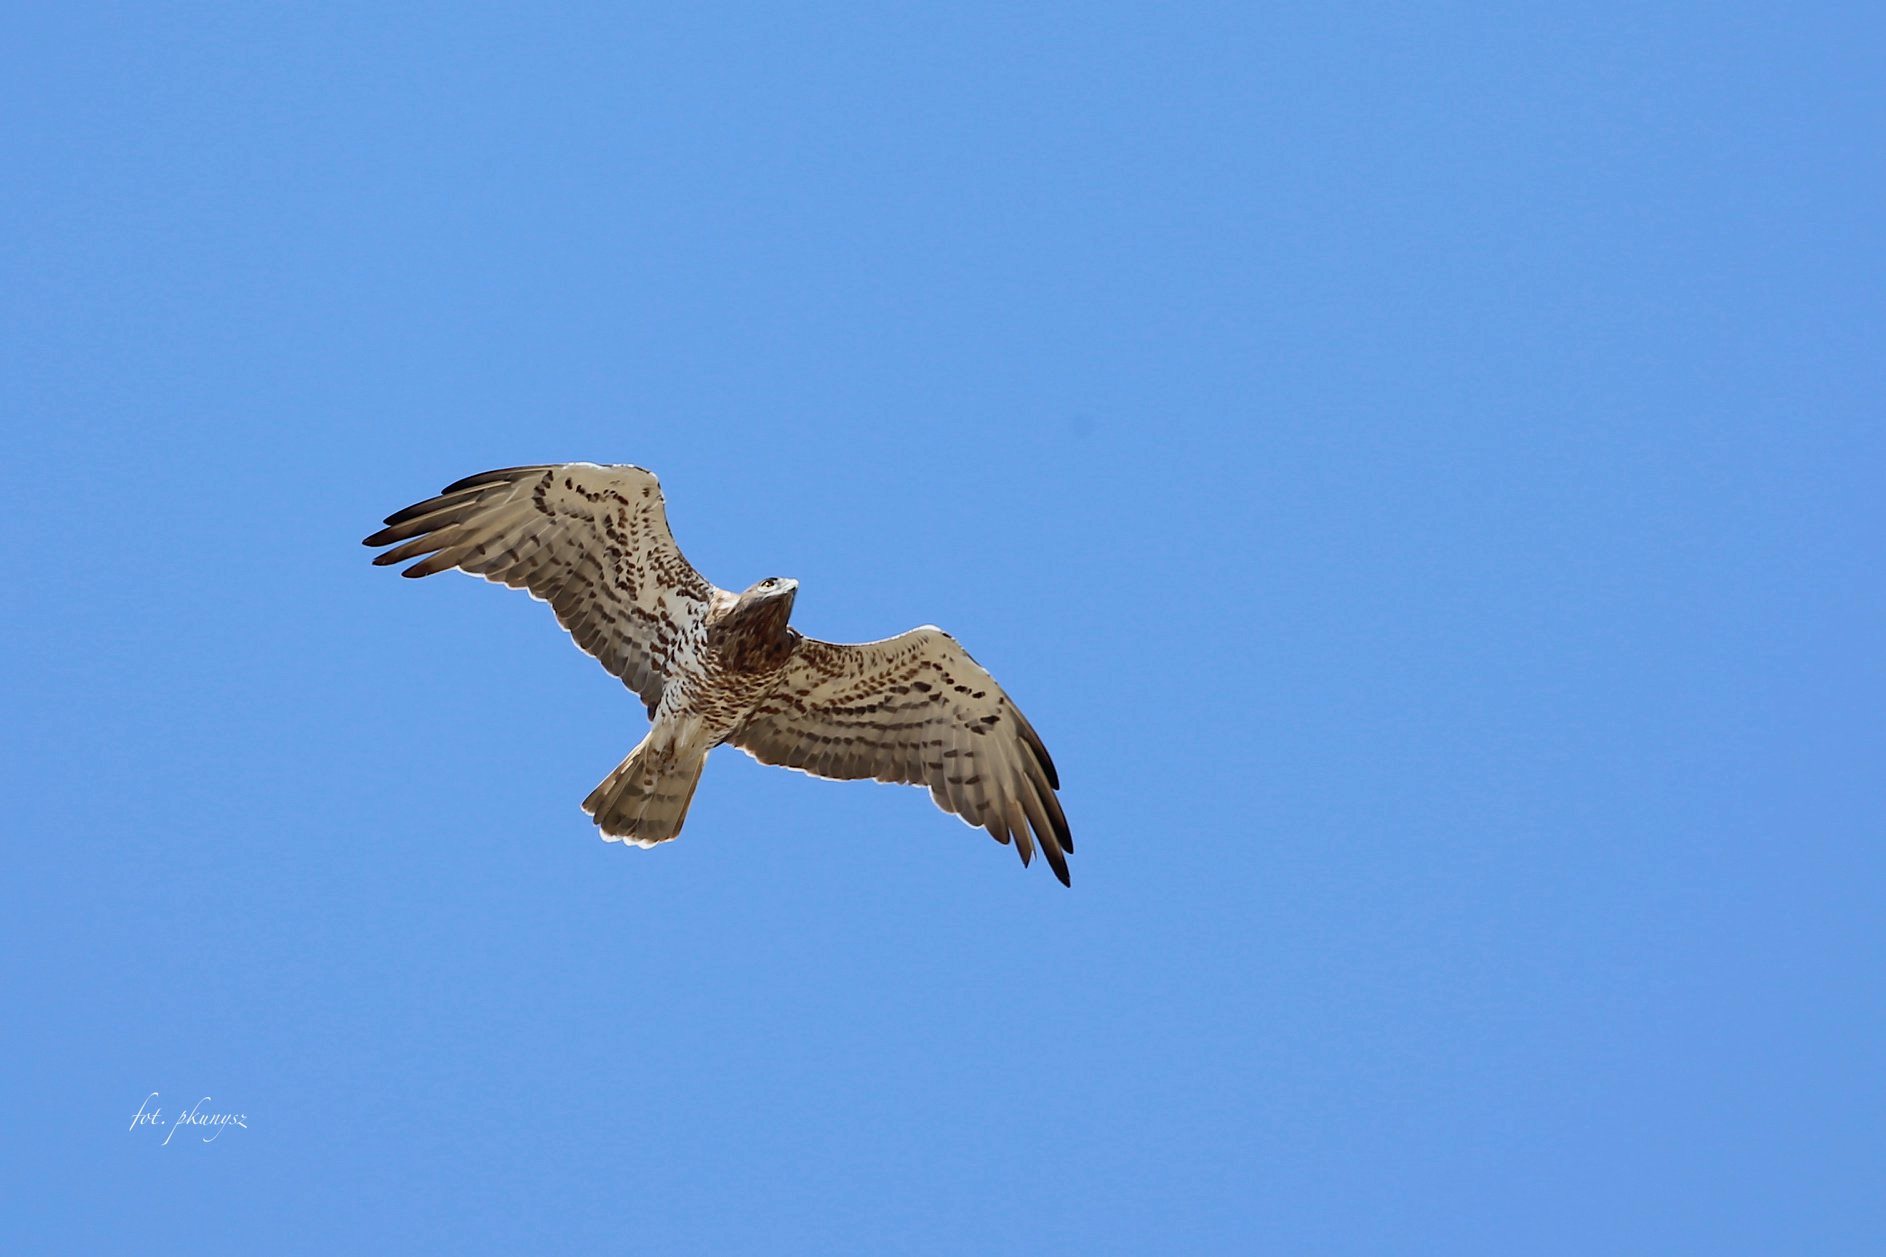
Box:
[731,626,1073,884]
[364,464,725,714]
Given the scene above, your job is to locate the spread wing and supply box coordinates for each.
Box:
[731,627,1073,885]
[363,464,724,714]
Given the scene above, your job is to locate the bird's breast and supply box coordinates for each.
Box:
[665,638,795,745]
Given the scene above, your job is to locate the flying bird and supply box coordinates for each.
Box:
[363,463,1073,884]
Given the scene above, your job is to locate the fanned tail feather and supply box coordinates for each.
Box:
[582,736,707,847]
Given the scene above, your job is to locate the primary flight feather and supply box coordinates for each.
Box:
[363,463,1073,885]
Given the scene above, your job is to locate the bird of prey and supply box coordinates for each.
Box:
[363,463,1073,884]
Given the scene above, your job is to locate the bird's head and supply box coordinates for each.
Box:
[741,576,798,608]
[734,577,798,626]
[721,577,799,659]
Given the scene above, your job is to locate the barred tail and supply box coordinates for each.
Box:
[581,736,708,847]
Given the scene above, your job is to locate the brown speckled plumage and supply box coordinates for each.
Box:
[364,462,1072,885]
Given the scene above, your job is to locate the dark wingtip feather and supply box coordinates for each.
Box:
[382,494,456,527]
[1036,800,1072,886]
[400,548,464,578]
[442,465,545,494]
[370,533,453,567]
[1020,720,1060,790]
[1020,770,1073,884]
[1049,796,1073,856]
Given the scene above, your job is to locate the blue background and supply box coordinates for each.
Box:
[6,4,1878,1252]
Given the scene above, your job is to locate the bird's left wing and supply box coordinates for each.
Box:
[730,626,1073,884]
[363,463,725,714]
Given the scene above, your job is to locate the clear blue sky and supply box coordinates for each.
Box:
[6,4,1879,1252]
